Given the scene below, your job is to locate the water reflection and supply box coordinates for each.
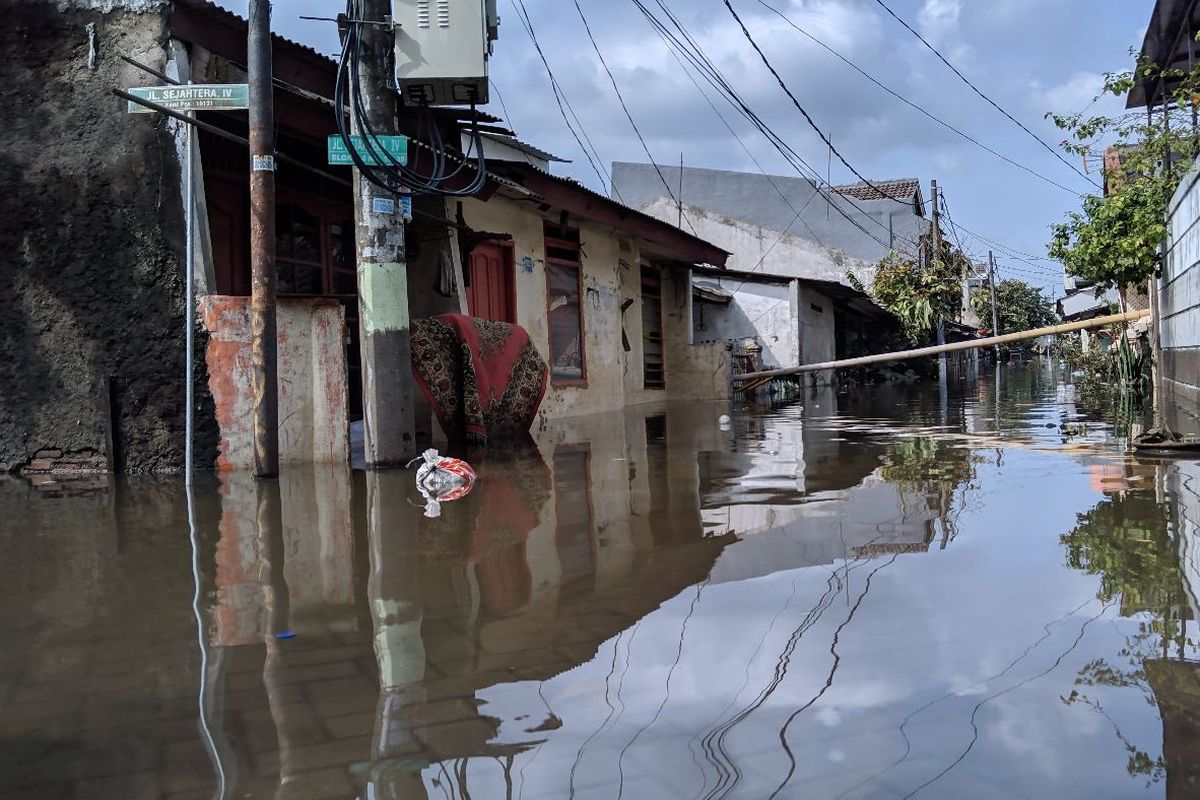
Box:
[4,370,1200,798]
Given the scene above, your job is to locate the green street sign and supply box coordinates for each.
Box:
[126,83,248,113]
[327,134,409,166]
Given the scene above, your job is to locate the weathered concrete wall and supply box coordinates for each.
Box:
[797,286,836,366]
[1163,161,1200,400]
[641,197,874,287]
[0,2,217,473]
[200,297,349,472]
[693,279,796,370]
[615,163,928,264]
[457,196,729,420]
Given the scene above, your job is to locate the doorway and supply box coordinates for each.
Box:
[466,240,516,323]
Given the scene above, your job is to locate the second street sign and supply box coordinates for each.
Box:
[126,84,249,114]
[327,134,409,166]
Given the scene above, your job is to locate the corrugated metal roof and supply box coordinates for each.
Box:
[832,178,921,201]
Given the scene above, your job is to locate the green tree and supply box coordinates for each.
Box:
[971,278,1057,335]
[1047,56,1200,290]
[857,232,968,340]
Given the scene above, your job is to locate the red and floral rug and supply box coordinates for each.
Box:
[411,314,548,445]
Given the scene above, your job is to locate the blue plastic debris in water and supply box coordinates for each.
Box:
[275,631,296,639]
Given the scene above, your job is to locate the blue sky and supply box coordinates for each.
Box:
[231,0,1154,296]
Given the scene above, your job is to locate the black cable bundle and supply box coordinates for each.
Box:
[333,0,488,197]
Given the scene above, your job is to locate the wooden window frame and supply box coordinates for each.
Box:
[641,267,666,390]
[543,225,588,387]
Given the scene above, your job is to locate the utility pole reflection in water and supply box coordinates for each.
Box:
[253,479,302,800]
[365,470,430,798]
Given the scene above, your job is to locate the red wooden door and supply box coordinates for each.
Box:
[467,242,515,323]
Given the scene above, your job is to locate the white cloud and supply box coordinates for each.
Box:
[1036,71,1105,117]
[918,0,961,42]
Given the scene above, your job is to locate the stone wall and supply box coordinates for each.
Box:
[0,2,218,473]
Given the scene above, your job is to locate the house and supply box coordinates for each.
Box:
[1128,0,1200,403]
[689,266,897,383]
[610,164,930,384]
[2,0,732,474]
[611,163,930,284]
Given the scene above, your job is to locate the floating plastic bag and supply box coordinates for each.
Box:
[409,449,476,518]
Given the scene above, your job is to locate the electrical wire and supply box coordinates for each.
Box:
[509,0,615,195]
[333,0,487,197]
[753,0,1082,197]
[572,0,696,232]
[869,0,1100,189]
[722,0,915,204]
[658,0,919,250]
[633,0,907,253]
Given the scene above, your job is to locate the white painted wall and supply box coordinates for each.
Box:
[641,197,874,286]
[1164,162,1200,397]
[797,286,835,366]
[693,279,796,370]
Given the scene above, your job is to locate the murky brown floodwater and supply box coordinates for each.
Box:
[4,364,1200,799]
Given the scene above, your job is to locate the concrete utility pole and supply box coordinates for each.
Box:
[931,179,947,387]
[248,0,279,478]
[352,0,416,467]
[987,251,1001,359]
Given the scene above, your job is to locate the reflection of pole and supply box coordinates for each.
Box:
[253,481,294,797]
[994,359,1002,430]
[187,483,227,797]
[366,471,429,798]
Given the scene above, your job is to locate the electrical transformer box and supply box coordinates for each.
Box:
[393,0,499,106]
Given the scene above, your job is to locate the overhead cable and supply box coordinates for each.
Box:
[869,0,1100,189]
[334,0,486,196]
[634,0,904,252]
[509,0,615,195]
[572,0,695,232]
[722,0,916,204]
[753,0,1082,197]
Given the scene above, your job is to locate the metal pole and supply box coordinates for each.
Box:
[249,0,279,478]
[987,250,1000,360]
[734,310,1150,382]
[185,114,195,485]
[353,0,417,467]
[931,179,947,387]
[677,152,683,229]
[1149,268,1167,429]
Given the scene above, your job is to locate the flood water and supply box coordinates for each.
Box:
[4,364,1200,799]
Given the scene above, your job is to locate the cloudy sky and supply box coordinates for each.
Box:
[230,0,1153,295]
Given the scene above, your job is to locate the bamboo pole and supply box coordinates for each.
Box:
[735,310,1149,382]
